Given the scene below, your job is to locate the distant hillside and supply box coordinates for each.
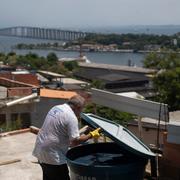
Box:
[81,25,180,35]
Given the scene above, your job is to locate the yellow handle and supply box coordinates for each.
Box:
[89,128,101,138]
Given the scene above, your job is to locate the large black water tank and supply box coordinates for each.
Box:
[66,113,155,180]
[66,142,148,180]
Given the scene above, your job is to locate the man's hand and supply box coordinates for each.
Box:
[89,128,101,138]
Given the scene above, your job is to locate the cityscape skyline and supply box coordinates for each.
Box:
[0,0,180,30]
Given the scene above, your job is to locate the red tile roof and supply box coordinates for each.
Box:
[0,77,37,87]
[0,73,40,86]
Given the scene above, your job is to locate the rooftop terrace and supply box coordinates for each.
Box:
[0,129,41,180]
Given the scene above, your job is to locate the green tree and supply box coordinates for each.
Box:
[91,79,105,89]
[83,103,134,125]
[154,68,180,110]
[0,52,6,62]
[23,53,47,70]
[47,52,58,66]
[143,52,180,70]
[63,61,78,71]
[143,52,180,110]
[6,52,17,66]
[48,64,68,75]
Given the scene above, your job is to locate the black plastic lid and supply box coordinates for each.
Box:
[81,113,155,158]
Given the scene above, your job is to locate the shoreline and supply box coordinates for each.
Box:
[13,47,180,54]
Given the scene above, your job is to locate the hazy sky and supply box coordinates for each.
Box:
[0,0,180,29]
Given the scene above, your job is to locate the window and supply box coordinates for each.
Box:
[0,114,6,133]
[0,114,6,126]
[21,113,31,128]
[11,113,31,129]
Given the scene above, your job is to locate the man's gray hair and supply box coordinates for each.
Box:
[67,95,85,108]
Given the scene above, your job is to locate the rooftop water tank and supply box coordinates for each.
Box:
[66,113,155,180]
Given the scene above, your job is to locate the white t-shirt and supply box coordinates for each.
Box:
[32,103,80,165]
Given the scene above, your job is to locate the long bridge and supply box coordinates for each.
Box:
[0,26,91,41]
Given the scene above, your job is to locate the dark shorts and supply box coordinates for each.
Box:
[40,163,70,180]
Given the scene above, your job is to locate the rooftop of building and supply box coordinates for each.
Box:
[127,110,180,130]
[40,88,77,99]
[0,73,40,87]
[58,77,88,85]
[0,76,38,88]
[78,62,156,74]
[0,129,41,180]
[74,63,150,83]
[38,70,65,78]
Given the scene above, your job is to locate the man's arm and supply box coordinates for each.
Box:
[70,128,101,147]
[70,134,92,147]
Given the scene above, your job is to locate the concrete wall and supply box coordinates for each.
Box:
[31,97,67,128]
[0,86,7,99]
[127,125,164,147]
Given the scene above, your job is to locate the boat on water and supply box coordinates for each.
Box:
[58,55,91,63]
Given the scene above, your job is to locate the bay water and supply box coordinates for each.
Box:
[0,35,145,67]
